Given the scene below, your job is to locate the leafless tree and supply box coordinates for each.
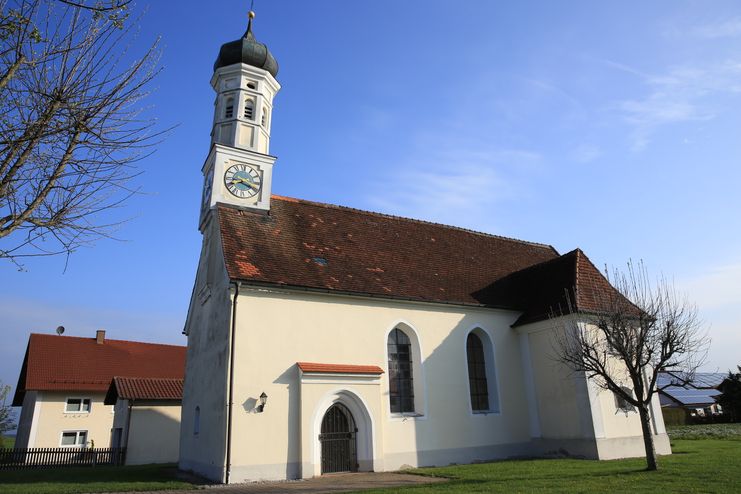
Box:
[552,261,708,471]
[0,0,162,268]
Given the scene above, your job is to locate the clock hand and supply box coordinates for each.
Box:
[230,177,259,189]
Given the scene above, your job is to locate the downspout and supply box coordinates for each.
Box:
[225,281,240,484]
[124,400,133,465]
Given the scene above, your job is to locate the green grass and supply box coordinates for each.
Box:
[667,422,741,440]
[0,436,14,449]
[0,464,195,494]
[358,439,741,494]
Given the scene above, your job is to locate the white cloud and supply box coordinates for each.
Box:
[677,261,741,373]
[368,147,541,230]
[572,144,601,164]
[605,59,741,150]
[692,18,741,39]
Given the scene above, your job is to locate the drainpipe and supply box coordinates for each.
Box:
[225,281,240,484]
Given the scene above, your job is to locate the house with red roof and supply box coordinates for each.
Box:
[13,331,185,452]
[178,10,671,484]
[104,377,184,465]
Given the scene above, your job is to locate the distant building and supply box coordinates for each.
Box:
[658,372,725,418]
[12,331,185,450]
[105,377,183,465]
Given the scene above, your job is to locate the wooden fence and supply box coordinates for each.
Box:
[0,447,126,470]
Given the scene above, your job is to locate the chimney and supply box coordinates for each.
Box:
[96,329,106,344]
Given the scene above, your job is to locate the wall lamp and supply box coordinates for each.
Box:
[257,392,268,413]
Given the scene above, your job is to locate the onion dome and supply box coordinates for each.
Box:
[214,11,279,78]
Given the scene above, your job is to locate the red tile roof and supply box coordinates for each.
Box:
[297,362,384,375]
[478,249,630,325]
[218,196,560,307]
[104,377,184,404]
[13,334,186,406]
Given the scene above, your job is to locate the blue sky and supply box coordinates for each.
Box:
[2,0,741,403]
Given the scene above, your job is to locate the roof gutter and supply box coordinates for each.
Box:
[229,278,519,312]
[225,281,240,484]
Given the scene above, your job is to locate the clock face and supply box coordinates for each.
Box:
[224,164,261,199]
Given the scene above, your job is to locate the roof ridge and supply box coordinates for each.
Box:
[270,195,557,252]
[30,333,185,349]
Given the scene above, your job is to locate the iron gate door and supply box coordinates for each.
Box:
[319,403,358,474]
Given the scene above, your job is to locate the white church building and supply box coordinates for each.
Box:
[178,11,671,484]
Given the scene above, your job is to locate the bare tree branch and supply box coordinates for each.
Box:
[550,260,709,471]
[0,0,166,267]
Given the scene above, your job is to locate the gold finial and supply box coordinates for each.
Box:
[248,10,255,19]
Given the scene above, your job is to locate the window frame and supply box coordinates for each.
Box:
[387,328,415,414]
[59,430,88,447]
[464,327,501,415]
[64,397,92,414]
[614,386,637,413]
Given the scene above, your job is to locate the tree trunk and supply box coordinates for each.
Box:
[638,403,658,470]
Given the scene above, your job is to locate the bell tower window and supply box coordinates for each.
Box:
[244,99,254,120]
[224,97,234,119]
[261,107,267,126]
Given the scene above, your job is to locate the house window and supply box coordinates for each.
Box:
[60,430,87,447]
[467,333,489,411]
[388,328,414,413]
[194,406,200,435]
[615,386,636,413]
[243,99,254,120]
[224,97,235,119]
[65,398,91,413]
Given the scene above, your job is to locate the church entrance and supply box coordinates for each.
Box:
[319,403,358,474]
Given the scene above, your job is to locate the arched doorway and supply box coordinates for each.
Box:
[319,403,358,474]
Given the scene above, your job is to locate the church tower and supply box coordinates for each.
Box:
[199,10,280,231]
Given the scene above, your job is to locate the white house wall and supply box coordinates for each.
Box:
[16,391,113,448]
[179,215,233,481]
[127,402,182,465]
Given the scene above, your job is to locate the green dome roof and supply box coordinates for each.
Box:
[214,17,279,77]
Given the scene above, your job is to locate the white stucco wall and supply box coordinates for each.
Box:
[225,286,535,482]
[18,391,113,448]
[179,215,232,482]
[126,402,181,465]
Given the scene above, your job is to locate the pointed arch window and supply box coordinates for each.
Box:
[388,328,414,413]
[224,97,234,119]
[467,333,489,411]
[244,98,254,120]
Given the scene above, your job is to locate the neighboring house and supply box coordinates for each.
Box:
[13,331,185,450]
[658,372,725,418]
[178,12,671,484]
[105,377,183,465]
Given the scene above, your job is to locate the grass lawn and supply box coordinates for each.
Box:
[359,439,741,494]
[667,422,741,440]
[0,436,13,449]
[0,464,195,494]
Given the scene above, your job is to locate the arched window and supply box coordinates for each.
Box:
[224,98,234,119]
[615,386,636,413]
[387,328,414,413]
[261,107,267,126]
[467,333,489,411]
[194,406,200,435]
[244,99,254,120]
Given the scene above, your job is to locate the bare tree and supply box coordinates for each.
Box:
[0,0,162,267]
[552,261,708,471]
[0,382,15,447]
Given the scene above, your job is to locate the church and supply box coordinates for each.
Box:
[178,10,671,483]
